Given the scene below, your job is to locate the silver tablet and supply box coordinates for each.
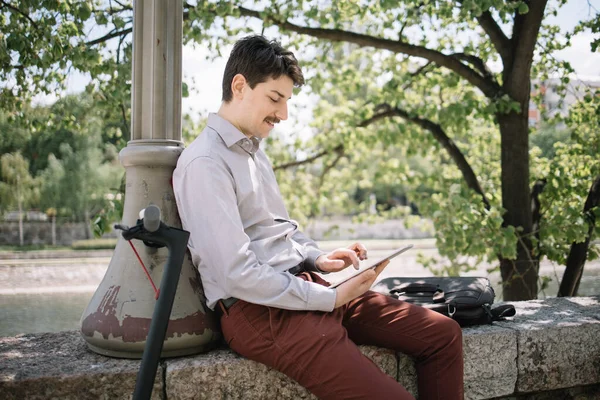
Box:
[329,245,413,289]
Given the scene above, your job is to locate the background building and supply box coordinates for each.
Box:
[529,75,600,127]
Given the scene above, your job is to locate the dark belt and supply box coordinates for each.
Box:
[287,263,304,276]
[214,263,305,318]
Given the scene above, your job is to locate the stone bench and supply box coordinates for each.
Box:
[2,296,600,399]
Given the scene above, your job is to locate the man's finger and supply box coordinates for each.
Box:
[333,248,360,269]
[348,242,368,260]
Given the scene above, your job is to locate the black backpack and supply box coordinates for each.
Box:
[372,277,516,327]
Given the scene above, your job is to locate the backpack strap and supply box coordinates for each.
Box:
[390,283,446,304]
[432,289,445,304]
[490,304,516,320]
[392,282,439,293]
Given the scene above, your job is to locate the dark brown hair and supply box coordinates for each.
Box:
[222,35,304,102]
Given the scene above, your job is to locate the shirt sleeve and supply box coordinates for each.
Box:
[174,156,337,312]
[291,231,329,274]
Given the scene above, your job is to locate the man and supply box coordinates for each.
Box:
[173,35,463,400]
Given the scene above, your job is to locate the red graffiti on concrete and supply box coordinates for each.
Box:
[81,285,122,340]
[81,285,218,343]
[121,311,215,342]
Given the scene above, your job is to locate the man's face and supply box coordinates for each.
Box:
[238,75,293,139]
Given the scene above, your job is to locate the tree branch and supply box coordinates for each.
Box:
[120,102,130,141]
[113,0,129,8]
[390,62,438,92]
[86,27,132,47]
[93,5,132,16]
[235,6,502,99]
[410,61,436,77]
[318,147,345,189]
[1,1,39,30]
[359,104,490,210]
[273,144,344,171]
[475,10,512,63]
[358,108,397,127]
[455,0,511,64]
[451,53,493,79]
[558,174,600,297]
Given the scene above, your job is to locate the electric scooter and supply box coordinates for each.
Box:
[115,205,190,400]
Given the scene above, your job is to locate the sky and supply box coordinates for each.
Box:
[177,0,600,137]
[547,0,600,77]
[36,0,600,137]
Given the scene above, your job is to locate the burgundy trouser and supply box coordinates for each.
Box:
[219,272,464,399]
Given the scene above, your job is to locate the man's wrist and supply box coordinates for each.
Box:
[306,249,330,274]
[314,254,327,273]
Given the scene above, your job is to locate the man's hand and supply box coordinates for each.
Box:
[315,242,368,273]
[334,260,390,308]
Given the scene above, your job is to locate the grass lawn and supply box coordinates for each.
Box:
[0,244,71,252]
[0,238,118,252]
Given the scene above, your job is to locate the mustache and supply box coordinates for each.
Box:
[265,117,281,124]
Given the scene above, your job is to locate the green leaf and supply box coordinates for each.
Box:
[518,3,530,15]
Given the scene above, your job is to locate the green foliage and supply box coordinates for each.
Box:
[530,123,572,159]
[0,152,39,214]
[0,244,70,252]
[182,114,207,146]
[1,0,132,145]
[533,89,600,264]
[2,0,599,299]
[71,238,117,250]
[0,93,127,174]
[1,1,102,112]
[571,13,600,52]
[92,174,124,238]
[0,92,124,223]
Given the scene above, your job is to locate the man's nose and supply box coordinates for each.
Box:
[276,103,288,121]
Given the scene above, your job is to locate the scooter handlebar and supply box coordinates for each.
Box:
[142,205,161,233]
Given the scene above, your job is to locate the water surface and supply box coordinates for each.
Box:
[1,291,93,337]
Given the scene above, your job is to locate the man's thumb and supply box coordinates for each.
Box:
[360,269,376,283]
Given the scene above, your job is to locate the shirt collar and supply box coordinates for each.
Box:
[207,113,261,155]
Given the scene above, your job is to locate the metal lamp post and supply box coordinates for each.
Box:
[80,0,220,358]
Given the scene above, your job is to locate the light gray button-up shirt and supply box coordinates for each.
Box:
[173,113,337,312]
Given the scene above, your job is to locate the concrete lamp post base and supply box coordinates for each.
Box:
[79,142,221,359]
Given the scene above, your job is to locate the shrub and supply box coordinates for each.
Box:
[71,238,117,250]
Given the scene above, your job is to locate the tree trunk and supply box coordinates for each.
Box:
[18,200,24,247]
[84,210,92,239]
[531,179,547,262]
[558,174,600,297]
[17,176,23,247]
[497,112,537,300]
[51,215,56,246]
[492,0,547,301]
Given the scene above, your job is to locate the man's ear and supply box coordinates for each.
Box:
[231,74,247,100]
